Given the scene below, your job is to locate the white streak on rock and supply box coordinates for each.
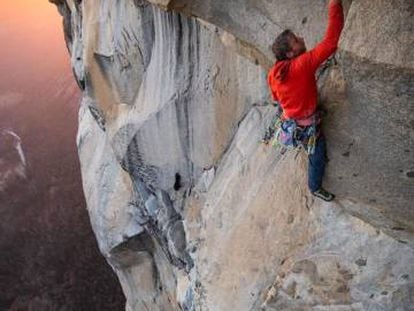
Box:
[5,130,27,167]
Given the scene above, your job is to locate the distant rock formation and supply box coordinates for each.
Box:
[0,130,26,192]
[51,0,414,310]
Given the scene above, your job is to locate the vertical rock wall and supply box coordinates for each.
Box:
[51,0,414,310]
[324,0,414,228]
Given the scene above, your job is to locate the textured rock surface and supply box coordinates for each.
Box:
[319,0,414,233]
[52,0,414,310]
[187,106,414,310]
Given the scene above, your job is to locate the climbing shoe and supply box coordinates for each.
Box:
[312,188,335,202]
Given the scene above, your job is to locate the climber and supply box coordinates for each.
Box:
[267,0,344,201]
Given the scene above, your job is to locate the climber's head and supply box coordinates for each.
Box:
[272,30,306,61]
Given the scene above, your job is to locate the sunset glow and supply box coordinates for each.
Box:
[0,0,71,92]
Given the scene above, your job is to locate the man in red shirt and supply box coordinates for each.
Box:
[268,0,344,201]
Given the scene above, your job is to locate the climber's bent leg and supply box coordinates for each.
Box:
[308,135,335,201]
[308,134,327,192]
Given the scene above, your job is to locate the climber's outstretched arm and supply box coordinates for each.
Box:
[298,0,344,71]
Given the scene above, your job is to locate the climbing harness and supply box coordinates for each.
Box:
[262,102,321,155]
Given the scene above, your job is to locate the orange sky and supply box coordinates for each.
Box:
[0,0,72,92]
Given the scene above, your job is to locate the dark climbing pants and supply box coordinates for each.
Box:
[308,135,327,192]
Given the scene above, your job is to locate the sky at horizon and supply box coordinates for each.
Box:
[0,0,72,94]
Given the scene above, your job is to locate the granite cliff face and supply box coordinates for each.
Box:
[51,0,414,310]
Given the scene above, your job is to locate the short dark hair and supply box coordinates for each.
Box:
[272,29,293,61]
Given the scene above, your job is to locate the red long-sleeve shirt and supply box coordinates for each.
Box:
[267,3,344,119]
